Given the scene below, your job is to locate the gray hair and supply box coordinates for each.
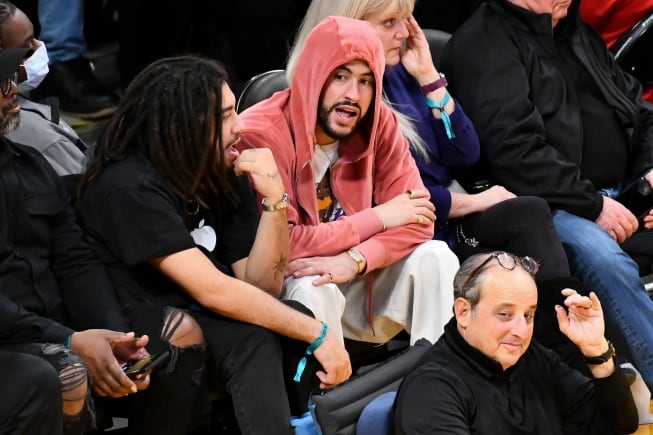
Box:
[453,253,495,309]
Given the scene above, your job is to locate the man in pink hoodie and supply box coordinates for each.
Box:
[239,16,459,346]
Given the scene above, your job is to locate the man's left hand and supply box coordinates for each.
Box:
[287,253,359,285]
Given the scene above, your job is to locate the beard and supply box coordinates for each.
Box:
[317,100,363,141]
[0,113,20,136]
[0,100,20,136]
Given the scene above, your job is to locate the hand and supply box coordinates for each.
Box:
[287,253,358,285]
[555,290,606,353]
[473,185,516,213]
[643,208,653,230]
[234,148,285,202]
[401,16,439,82]
[312,330,352,389]
[645,171,653,230]
[70,330,148,398]
[595,196,638,243]
[373,189,436,230]
[112,334,151,391]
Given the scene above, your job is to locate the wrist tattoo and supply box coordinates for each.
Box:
[267,172,279,179]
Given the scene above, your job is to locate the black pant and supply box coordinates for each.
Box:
[454,196,570,282]
[0,351,63,435]
[621,230,653,275]
[124,301,315,435]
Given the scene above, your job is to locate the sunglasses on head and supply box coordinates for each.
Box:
[459,251,539,299]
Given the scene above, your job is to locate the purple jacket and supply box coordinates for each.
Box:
[383,63,480,246]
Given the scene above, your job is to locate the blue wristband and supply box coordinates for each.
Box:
[63,334,72,349]
[425,91,456,140]
[293,321,328,382]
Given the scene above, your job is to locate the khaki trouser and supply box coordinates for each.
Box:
[282,240,459,345]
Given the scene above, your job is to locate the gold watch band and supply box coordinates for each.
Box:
[261,193,289,212]
[347,248,367,275]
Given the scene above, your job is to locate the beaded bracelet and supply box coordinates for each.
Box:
[293,321,328,382]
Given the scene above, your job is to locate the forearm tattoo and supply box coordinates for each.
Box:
[273,254,289,279]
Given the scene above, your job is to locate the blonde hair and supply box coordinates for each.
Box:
[287,0,431,161]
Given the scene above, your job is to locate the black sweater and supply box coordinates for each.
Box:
[394,318,638,434]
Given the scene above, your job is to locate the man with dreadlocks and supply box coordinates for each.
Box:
[0,47,152,434]
[76,55,351,434]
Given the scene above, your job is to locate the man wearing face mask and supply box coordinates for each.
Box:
[0,0,87,176]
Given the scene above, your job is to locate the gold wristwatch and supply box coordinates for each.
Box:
[261,193,289,212]
[347,248,367,275]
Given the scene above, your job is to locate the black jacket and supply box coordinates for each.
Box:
[442,0,653,220]
[394,318,638,434]
[0,138,128,344]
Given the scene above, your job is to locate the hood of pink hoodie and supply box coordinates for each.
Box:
[289,16,386,161]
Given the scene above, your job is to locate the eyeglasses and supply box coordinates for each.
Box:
[459,251,539,299]
[0,72,17,97]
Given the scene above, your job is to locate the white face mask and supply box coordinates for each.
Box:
[18,39,49,92]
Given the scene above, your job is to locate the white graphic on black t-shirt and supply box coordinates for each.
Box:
[190,219,217,252]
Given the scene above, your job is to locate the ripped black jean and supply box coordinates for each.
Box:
[124,301,318,435]
[0,342,94,435]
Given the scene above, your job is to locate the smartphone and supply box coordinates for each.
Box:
[122,351,170,379]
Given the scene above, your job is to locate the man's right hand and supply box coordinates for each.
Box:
[596,196,638,243]
[312,330,352,389]
[70,330,150,398]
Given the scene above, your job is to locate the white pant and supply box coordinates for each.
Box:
[282,240,459,345]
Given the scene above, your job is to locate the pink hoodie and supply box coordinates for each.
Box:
[239,16,434,272]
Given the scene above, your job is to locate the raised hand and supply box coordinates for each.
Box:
[234,148,286,202]
[401,16,439,83]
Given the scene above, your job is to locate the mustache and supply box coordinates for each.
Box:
[330,100,361,112]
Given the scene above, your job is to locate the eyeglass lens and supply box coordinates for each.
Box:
[1,72,17,97]
[460,251,539,298]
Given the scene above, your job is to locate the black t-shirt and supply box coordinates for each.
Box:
[76,153,259,309]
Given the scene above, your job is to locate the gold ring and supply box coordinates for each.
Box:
[406,190,414,199]
[417,214,425,224]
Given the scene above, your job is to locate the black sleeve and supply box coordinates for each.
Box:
[584,23,653,179]
[18,146,130,333]
[394,363,473,434]
[550,353,638,434]
[0,292,73,345]
[442,18,604,220]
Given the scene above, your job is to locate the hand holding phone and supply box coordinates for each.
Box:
[123,351,170,379]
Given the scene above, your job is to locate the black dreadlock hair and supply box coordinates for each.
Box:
[80,55,237,211]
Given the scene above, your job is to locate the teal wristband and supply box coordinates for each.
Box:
[293,321,328,382]
[425,91,456,140]
[63,334,72,349]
